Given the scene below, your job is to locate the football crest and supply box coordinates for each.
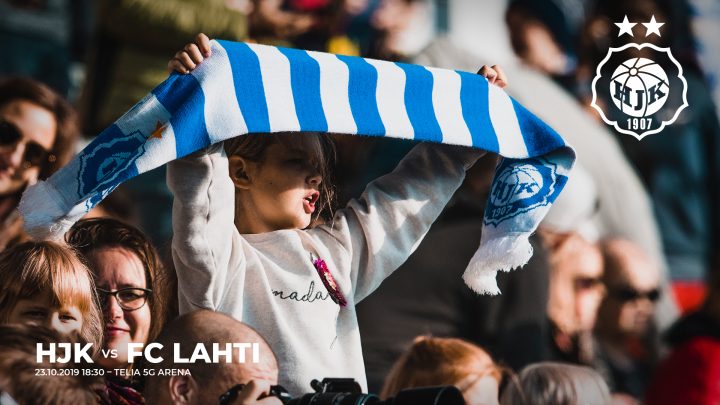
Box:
[591,17,688,140]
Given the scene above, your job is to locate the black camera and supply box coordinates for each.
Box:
[219,378,466,405]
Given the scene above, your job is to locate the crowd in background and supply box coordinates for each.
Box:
[0,0,719,404]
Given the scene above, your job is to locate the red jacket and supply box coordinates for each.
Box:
[646,313,720,405]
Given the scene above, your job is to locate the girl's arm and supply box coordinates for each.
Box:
[167,143,244,313]
[312,143,485,303]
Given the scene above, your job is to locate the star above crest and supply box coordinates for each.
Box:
[642,15,664,37]
[615,15,636,37]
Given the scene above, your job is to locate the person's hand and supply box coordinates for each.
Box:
[230,380,283,405]
[168,33,212,74]
[478,65,508,88]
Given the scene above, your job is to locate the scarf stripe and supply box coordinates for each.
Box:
[20,39,576,294]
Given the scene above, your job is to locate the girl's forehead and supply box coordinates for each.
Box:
[276,134,325,157]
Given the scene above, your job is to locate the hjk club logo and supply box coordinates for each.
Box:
[591,15,688,140]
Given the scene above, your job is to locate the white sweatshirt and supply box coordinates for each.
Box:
[168,142,482,395]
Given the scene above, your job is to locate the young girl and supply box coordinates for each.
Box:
[169,33,507,395]
[0,240,103,348]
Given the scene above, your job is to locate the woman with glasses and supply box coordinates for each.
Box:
[0,77,79,251]
[66,217,173,404]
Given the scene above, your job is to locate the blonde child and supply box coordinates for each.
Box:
[169,33,506,395]
[382,336,504,405]
[0,240,102,348]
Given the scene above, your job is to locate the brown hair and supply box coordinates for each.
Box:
[381,336,502,399]
[224,132,337,222]
[0,241,102,348]
[65,218,170,342]
[500,362,611,405]
[0,77,79,180]
[0,324,103,405]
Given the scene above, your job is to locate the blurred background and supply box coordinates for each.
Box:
[1,0,719,402]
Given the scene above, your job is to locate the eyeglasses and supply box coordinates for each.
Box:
[0,120,54,169]
[611,287,661,303]
[97,287,152,311]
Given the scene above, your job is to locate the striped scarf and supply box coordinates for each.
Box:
[19,40,574,294]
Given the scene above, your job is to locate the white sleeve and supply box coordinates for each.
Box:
[312,143,484,302]
[167,143,243,313]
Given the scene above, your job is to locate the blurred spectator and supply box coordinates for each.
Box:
[66,218,174,403]
[594,239,661,402]
[0,324,104,405]
[645,264,720,404]
[80,1,249,245]
[539,163,605,366]
[0,0,93,99]
[250,0,376,56]
[357,155,552,391]
[500,362,611,405]
[539,164,600,242]
[366,0,423,60]
[690,0,720,119]
[0,77,79,251]
[0,240,102,348]
[249,0,319,49]
[81,0,248,133]
[581,0,720,314]
[144,309,280,405]
[381,336,503,405]
[542,232,604,366]
[506,0,588,92]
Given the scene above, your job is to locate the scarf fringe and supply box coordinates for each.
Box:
[462,234,533,295]
[18,180,71,241]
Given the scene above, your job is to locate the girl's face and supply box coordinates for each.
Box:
[7,291,83,336]
[87,247,152,370]
[235,141,323,233]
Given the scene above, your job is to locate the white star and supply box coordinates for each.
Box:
[615,15,636,37]
[643,15,664,37]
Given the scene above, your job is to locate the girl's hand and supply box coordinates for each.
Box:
[168,33,213,74]
[478,65,508,88]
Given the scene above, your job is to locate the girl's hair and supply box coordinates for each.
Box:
[500,362,611,405]
[0,77,79,180]
[224,132,337,222]
[65,218,170,342]
[381,336,503,399]
[0,241,103,348]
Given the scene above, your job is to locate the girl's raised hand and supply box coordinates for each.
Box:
[168,33,212,74]
[478,65,508,88]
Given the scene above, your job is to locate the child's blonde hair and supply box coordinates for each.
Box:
[381,336,503,399]
[0,241,102,348]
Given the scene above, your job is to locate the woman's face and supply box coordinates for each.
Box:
[7,291,83,336]
[88,247,152,370]
[0,100,56,196]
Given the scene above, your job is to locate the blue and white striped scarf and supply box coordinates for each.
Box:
[20,40,574,294]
